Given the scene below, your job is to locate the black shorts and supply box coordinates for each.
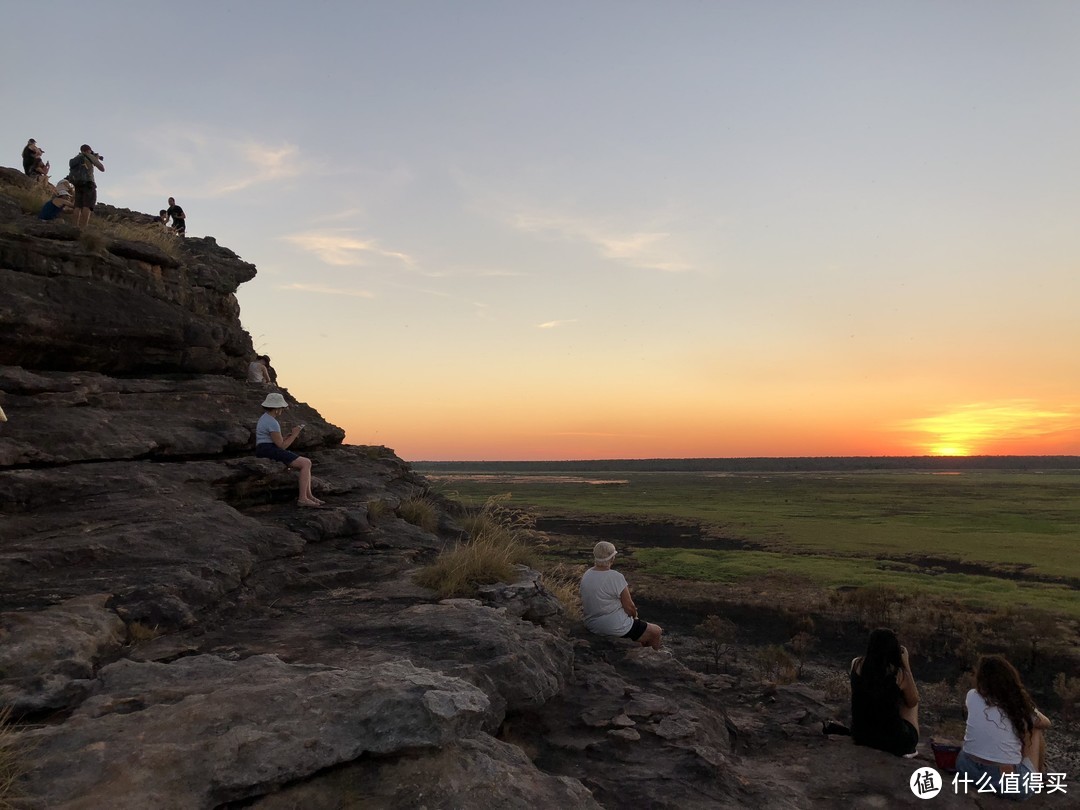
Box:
[255,443,299,466]
[73,183,96,209]
[855,719,919,757]
[622,618,648,641]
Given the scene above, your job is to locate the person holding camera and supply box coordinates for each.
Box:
[68,144,105,228]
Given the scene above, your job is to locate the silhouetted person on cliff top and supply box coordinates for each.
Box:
[68,144,104,228]
[22,139,49,183]
[167,197,186,236]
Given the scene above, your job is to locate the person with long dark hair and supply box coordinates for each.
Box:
[956,655,1051,799]
[849,628,920,756]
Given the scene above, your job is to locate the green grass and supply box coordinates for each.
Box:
[635,547,1079,617]
[425,469,1080,617]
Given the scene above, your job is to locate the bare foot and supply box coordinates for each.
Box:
[297,498,322,508]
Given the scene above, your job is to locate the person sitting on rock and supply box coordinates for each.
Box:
[955,654,1051,798]
[849,628,920,757]
[579,541,662,649]
[157,209,173,232]
[22,139,48,181]
[254,392,322,507]
[247,355,273,384]
[39,184,75,221]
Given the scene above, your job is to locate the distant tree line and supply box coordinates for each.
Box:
[413,456,1080,474]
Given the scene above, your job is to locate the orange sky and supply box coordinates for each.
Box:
[10,5,1079,461]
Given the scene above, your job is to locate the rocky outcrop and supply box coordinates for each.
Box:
[0,169,990,808]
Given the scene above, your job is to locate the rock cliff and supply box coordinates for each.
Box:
[0,168,984,808]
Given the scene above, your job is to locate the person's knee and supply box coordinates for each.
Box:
[292,457,311,471]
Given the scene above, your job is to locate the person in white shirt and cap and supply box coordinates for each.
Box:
[579,541,663,649]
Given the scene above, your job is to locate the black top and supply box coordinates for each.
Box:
[850,665,917,756]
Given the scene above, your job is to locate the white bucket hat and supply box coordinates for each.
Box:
[593,541,617,563]
[261,393,288,409]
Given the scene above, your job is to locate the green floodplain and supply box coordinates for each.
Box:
[417,465,1080,619]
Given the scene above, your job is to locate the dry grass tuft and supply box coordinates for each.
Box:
[539,562,585,620]
[78,228,107,253]
[4,184,50,216]
[97,219,181,258]
[127,622,163,643]
[366,498,391,524]
[415,495,534,598]
[398,495,439,533]
[0,706,29,808]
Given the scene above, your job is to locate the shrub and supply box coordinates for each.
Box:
[398,496,438,533]
[414,497,533,598]
[696,614,737,672]
[755,645,798,685]
[1054,672,1080,725]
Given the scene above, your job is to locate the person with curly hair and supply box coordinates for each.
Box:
[849,628,920,756]
[956,654,1051,800]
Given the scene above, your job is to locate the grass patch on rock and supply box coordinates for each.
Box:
[415,496,534,598]
[0,707,28,809]
[398,495,438,533]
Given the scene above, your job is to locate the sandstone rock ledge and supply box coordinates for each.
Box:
[1,171,988,808]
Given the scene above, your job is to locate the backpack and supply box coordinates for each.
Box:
[68,155,93,186]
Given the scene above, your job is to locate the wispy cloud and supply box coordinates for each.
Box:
[512,212,691,272]
[276,282,374,298]
[113,125,307,199]
[549,431,657,438]
[536,319,578,329]
[281,230,414,267]
[213,142,301,195]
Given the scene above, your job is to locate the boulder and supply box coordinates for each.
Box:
[20,654,491,809]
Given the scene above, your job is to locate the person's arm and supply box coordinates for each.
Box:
[619,587,638,619]
[259,365,272,383]
[89,154,104,171]
[898,646,920,707]
[271,426,301,450]
[1032,709,1051,730]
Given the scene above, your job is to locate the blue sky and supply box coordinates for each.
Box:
[4,2,1079,459]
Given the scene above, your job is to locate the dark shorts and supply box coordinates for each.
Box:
[255,443,298,466]
[73,183,96,209]
[855,719,919,757]
[622,618,648,641]
[174,220,186,235]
